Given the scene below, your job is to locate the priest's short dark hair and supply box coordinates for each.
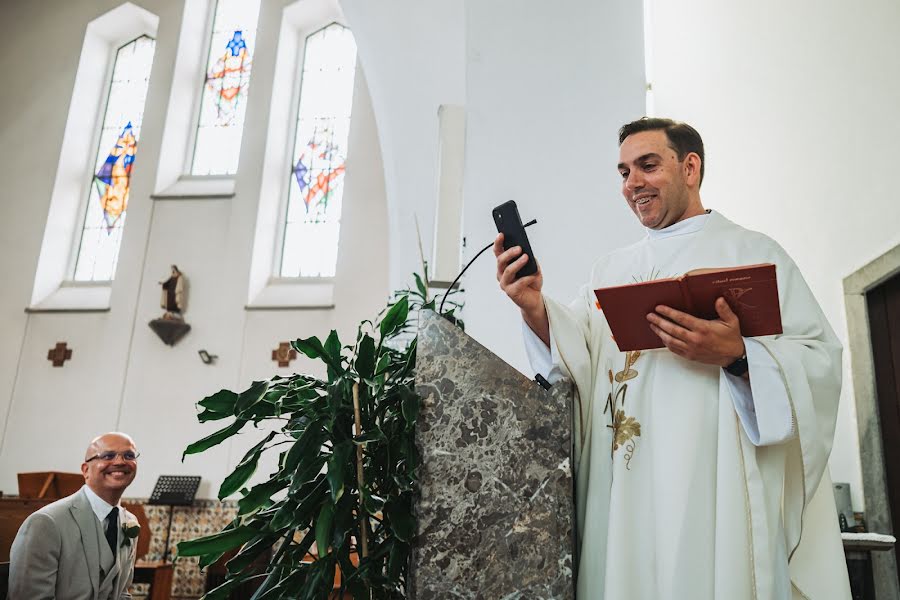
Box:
[618,117,706,186]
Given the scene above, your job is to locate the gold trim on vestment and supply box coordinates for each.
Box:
[735,412,759,600]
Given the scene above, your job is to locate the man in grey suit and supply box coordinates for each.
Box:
[9,432,141,600]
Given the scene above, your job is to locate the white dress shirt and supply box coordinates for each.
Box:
[83,484,122,527]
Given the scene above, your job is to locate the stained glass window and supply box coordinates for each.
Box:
[191,0,261,175]
[280,24,357,278]
[73,35,155,282]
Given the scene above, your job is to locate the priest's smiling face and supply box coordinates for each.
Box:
[617,129,704,230]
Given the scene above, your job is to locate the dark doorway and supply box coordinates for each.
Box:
[867,269,900,584]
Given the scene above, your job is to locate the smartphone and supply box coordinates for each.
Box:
[493,200,538,278]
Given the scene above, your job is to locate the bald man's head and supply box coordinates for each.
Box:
[81,432,138,504]
[84,432,136,461]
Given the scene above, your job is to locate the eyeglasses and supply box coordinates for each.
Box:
[85,451,140,463]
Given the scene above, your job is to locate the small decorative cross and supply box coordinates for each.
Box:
[272,342,297,368]
[47,342,72,367]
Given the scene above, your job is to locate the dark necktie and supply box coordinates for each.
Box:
[105,506,118,555]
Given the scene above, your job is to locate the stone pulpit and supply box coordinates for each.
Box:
[412,310,575,599]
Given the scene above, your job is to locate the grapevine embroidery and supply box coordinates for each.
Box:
[604,350,642,469]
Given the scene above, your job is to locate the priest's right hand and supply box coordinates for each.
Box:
[494,233,550,346]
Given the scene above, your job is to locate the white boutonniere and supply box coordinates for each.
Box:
[121,521,141,547]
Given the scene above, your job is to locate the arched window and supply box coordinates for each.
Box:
[190,0,261,175]
[279,23,357,278]
[73,35,156,282]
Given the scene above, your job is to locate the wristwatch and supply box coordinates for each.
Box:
[724,354,749,377]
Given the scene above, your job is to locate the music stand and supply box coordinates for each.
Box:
[148,475,200,561]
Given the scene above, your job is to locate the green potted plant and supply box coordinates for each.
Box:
[177,272,461,599]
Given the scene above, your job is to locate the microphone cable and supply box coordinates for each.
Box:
[438,219,538,315]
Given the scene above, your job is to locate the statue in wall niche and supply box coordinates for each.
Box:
[160,265,186,319]
[148,265,191,346]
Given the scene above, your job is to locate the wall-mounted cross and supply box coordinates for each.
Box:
[272,342,297,368]
[47,342,72,367]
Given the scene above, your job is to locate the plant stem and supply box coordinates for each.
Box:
[352,381,371,600]
[352,382,369,559]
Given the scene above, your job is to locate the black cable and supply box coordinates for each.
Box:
[438,219,537,315]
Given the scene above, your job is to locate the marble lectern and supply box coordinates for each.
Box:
[411,310,575,599]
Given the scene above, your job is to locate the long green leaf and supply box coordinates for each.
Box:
[413,272,427,297]
[236,380,269,414]
[183,419,246,459]
[401,386,420,425]
[248,563,291,600]
[176,526,260,557]
[291,335,324,359]
[202,572,257,600]
[244,399,279,424]
[288,458,327,499]
[380,296,409,339]
[355,334,376,380]
[320,560,336,600]
[218,431,276,499]
[281,386,321,411]
[196,408,233,423]
[331,494,355,552]
[225,533,278,574]
[387,541,407,581]
[292,335,342,374]
[326,441,353,503]
[270,501,297,532]
[315,503,334,558]
[373,353,391,385]
[282,419,324,474]
[197,389,240,422]
[198,549,227,570]
[198,389,239,413]
[238,477,289,515]
[299,561,327,600]
[396,337,418,380]
[256,568,309,600]
[386,499,416,542]
[262,387,289,405]
[293,476,327,524]
[363,491,385,514]
[353,428,386,445]
[323,330,343,380]
[324,330,341,365]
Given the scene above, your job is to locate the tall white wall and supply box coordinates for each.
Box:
[461,0,647,373]
[340,0,466,291]
[0,0,389,498]
[647,0,900,509]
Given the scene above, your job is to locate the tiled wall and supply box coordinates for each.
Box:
[126,498,238,599]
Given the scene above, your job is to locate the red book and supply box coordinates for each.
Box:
[593,263,783,351]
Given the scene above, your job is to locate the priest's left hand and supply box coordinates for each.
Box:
[646,298,745,367]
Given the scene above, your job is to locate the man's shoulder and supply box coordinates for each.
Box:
[29,489,87,520]
[15,498,70,542]
[706,212,795,259]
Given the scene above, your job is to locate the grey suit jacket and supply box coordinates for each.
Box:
[8,487,137,600]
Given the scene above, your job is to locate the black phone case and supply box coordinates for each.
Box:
[493,200,537,278]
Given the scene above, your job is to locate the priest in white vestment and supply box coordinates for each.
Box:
[494,118,850,600]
